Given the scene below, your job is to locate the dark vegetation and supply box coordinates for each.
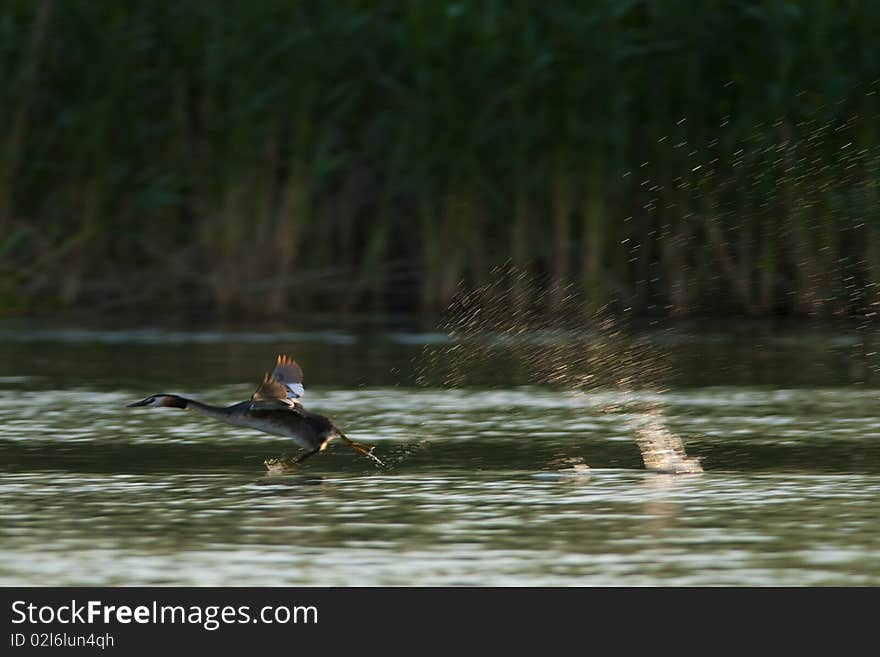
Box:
[2,1,880,319]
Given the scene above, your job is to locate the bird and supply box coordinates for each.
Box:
[126,354,383,468]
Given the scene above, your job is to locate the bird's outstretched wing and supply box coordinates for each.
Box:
[250,354,305,407]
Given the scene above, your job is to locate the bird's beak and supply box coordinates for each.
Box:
[126,398,152,407]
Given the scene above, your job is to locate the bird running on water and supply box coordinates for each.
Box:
[126,354,383,468]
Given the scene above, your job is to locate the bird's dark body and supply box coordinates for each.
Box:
[170,398,337,450]
[229,401,337,448]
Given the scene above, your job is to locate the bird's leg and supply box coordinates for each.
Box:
[337,432,384,466]
[285,447,321,466]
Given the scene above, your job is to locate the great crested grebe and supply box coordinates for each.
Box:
[126,354,383,468]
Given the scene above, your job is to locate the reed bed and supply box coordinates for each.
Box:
[2,1,880,319]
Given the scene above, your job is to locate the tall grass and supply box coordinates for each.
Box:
[2,1,880,319]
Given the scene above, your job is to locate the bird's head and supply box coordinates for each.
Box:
[126,394,187,409]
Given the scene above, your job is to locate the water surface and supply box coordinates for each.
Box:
[1,323,879,585]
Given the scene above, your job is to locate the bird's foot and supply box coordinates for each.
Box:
[264,455,300,474]
[351,441,385,466]
[362,448,385,467]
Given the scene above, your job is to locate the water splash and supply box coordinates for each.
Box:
[418,265,703,473]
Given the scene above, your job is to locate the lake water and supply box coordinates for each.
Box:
[1,321,879,585]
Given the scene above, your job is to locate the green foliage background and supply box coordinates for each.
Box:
[2,1,880,318]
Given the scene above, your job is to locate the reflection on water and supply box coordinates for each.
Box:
[2,468,878,586]
[1,325,880,585]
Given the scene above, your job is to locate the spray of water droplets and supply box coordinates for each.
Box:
[417,265,702,473]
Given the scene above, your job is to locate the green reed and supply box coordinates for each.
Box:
[2,0,880,319]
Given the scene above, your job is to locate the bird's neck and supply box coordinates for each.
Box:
[183,398,231,421]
